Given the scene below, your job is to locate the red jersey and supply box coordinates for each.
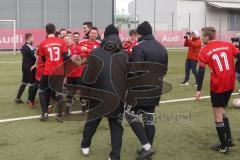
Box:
[38,37,67,75]
[184,37,201,61]
[66,44,86,77]
[199,41,239,93]
[79,39,100,56]
[35,48,45,81]
[122,40,138,55]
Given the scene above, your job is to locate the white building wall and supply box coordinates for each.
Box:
[128,0,178,30]
[177,0,206,31]
[205,6,228,31]
[128,0,231,31]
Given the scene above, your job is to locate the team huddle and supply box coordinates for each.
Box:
[14,21,240,160]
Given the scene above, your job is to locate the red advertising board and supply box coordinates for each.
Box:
[0,29,239,49]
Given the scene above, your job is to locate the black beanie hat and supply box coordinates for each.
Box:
[104,24,119,38]
[136,21,152,36]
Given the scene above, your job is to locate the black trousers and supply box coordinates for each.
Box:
[16,68,36,101]
[39,75,64,115]
[66,77,82,101]
[81,117,123,160]
[22,67,36,84]
[127,105,156,145]
[28,80,38,102]
[184,59,198,83]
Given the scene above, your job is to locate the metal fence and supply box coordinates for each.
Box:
[1,0,240,49]
[116,0,240,37]
[0,0,113,29]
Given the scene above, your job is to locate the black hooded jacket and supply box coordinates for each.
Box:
[82,34,128,118]
[131,34,168,106]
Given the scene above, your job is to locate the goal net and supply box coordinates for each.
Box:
[0,20,16,54]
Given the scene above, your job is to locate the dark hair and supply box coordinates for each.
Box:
[25,33,32,41]
[83,21,93,28]
[201,27,216,40]
[129,29,137,36]
[73,32,80,36]
[55,31,60,37]
[46,23,56,34]
[67,30,72,34]
[89,26,98,33]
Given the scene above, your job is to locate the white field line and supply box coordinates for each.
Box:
[0,93,239,124]
[0,111,83,123]
[160,93,239,104]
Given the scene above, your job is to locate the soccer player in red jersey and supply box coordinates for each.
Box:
[82,22,93,39]
[67,30,72,38]
[59,28,67,38]
[73,32,81,46]
[34,47,54,113]
[195,27,240,154]
[122,29,138,56]
[55,31,61,38]
[79,27,100,57]
[63,35,86,114]
[38,23,68,122]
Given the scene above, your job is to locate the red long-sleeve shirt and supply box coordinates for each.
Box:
[79,39,100,57]
[184,37,202,61]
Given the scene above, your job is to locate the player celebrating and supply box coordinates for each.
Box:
[196,27,239,154]
[72,32,81,46]
[35,46,54,113]
[63,35,86,114]
[79,27,100,57]
[82,22,93,39]
[38,23,68,122]
[122,29,138,56]
[59,28,67,38]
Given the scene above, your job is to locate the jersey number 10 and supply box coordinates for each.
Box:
[212,52,230,72]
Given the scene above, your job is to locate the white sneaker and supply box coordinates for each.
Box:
[81,148,90,157]
[108,158,111,160]
[180,81,189,85]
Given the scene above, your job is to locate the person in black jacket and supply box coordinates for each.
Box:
[15,33,37,107]
[80,24,128,160]
[125,21,168,160]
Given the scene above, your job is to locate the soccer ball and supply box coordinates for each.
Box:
[232,98,240,108]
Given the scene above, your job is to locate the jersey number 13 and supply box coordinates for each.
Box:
[48,47,60,61]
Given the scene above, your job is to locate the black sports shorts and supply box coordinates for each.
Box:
[210,90,233,108]
[39,75,64,93]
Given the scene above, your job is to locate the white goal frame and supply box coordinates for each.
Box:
[0,20,16,55]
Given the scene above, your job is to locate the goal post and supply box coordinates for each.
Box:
[0,20,16,55]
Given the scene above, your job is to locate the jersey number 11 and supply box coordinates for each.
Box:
[212,52,230,72]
